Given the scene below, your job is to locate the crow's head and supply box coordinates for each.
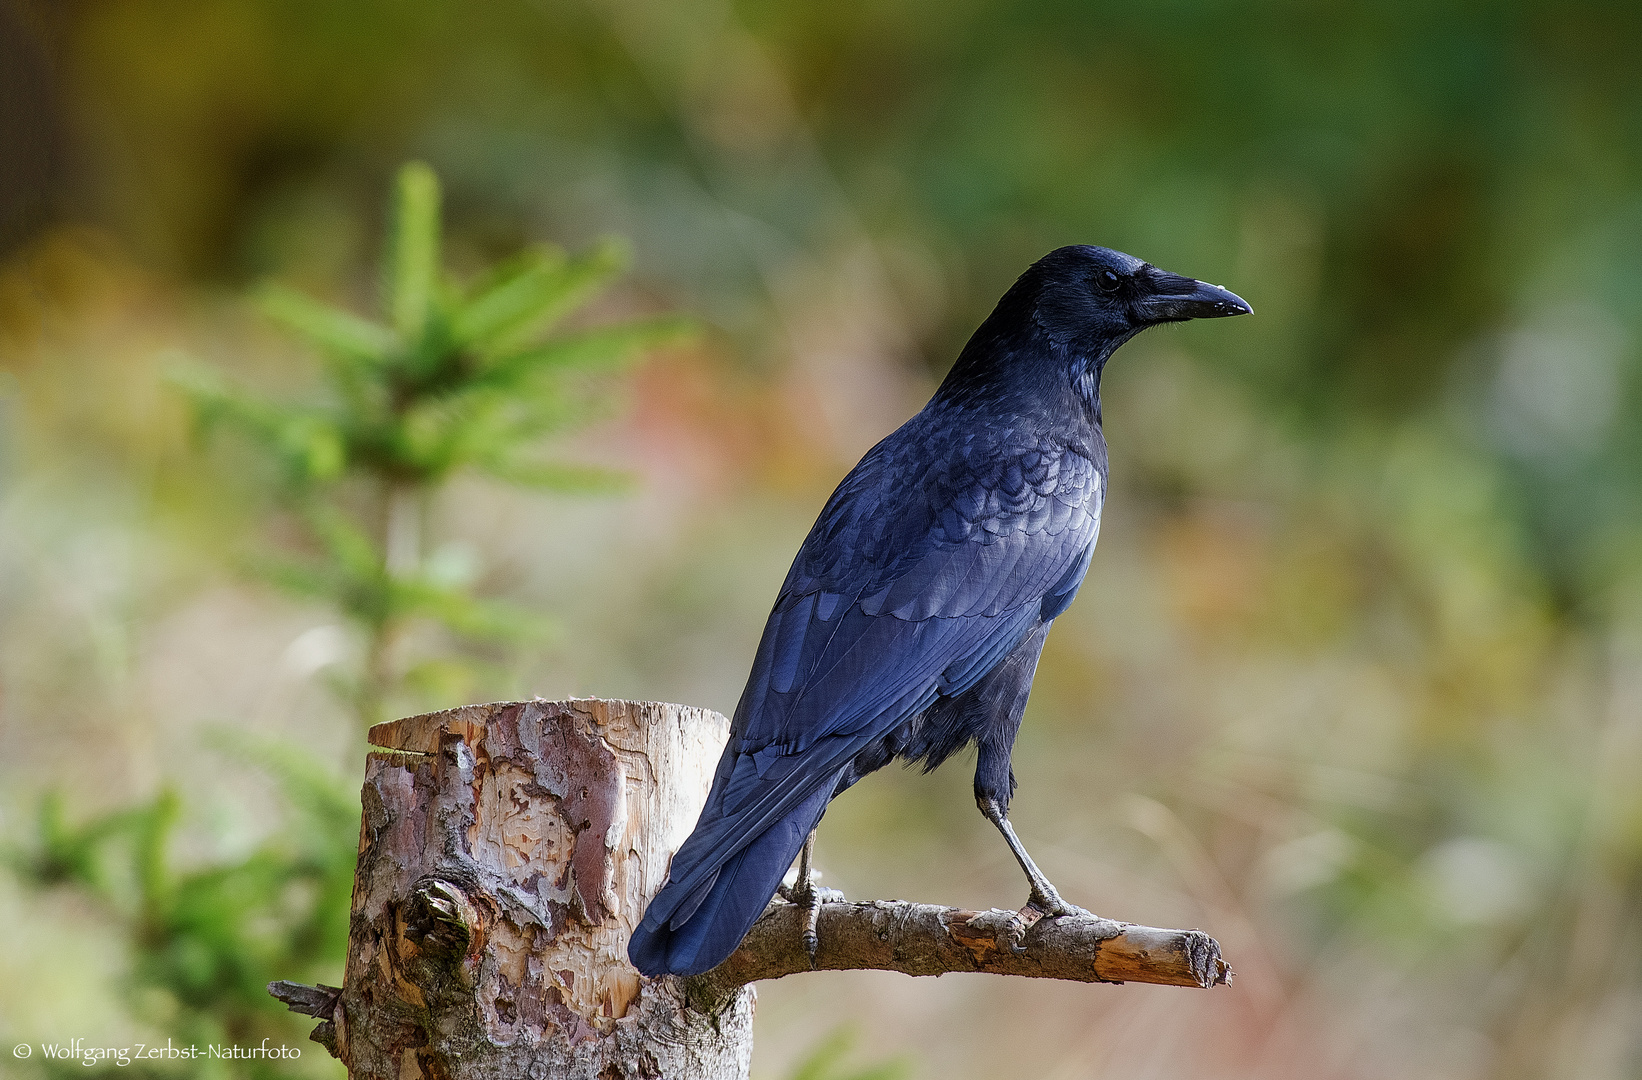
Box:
[938,245,1250,413]
[1028,245,1251,349]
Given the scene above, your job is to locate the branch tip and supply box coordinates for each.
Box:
[267,980,343,1018]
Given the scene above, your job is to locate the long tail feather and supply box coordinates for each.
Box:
[628,782,832,976]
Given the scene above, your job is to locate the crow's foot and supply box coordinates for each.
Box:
[778,830,843,967]
[1028,883,1090,920]
[998,886,1090,954]
[1000,904,1040,955]
[791,879,846,964]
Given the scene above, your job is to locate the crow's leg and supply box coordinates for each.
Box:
[977,795,1086,918]
[774,738,900,964]
[956,622,1076,950]
[977,796,1089,954]
[794,830,822,963]
[776,829,843,967]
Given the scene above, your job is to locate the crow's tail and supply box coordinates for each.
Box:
[628,782,832,977]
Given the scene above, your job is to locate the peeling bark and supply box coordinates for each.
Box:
[331,699,752,1080]
[273,699,1231,1080]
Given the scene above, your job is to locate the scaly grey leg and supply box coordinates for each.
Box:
[776,829,844,967]
[978,796,1089,952]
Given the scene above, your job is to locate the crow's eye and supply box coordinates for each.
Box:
[1095,270,1122,293]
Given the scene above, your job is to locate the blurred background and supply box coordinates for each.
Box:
[3,1,1642,1077]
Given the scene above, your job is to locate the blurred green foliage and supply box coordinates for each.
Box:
[785,1028,910,1080]
[8,747,354,1080]
[3,162,679,1076]
[171,161,687,726]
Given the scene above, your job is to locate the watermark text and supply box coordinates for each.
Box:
[12,1038,302,1067]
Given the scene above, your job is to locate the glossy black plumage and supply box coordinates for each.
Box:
[629,246,1249,976]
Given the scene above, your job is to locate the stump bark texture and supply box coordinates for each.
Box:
[340,698,751,1080]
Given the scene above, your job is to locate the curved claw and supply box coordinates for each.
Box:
[999,902,1046,955]
[797,885,846,967]
[997,888,1092,955]
[1004,917,1029,956]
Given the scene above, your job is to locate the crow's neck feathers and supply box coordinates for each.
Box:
[932,285,1127,432]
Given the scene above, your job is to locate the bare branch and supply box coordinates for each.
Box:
[685,898,1231,1007]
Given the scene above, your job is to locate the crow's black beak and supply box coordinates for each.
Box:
[1138,278,1252,323]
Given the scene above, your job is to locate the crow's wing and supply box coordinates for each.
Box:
[644,422,1103,934]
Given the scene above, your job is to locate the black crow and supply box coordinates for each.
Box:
[629,245,1250,977]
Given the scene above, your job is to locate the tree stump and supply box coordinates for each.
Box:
[336,698,750,1080]
[272,698,1232,1079]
